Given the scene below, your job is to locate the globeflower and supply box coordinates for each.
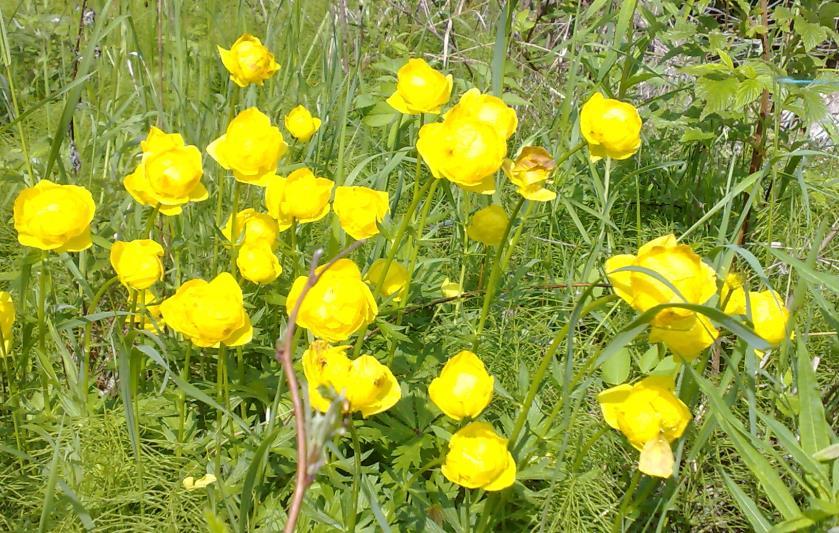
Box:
[333,186,390,240]
[417,115,507,194]
[207,107,288,186]
[110,239,165,290]
[264,168,334,228]
[0,292,15,354]
[605,234,719,360]
[580,92,642,161]
[466,205,508,246]
[284,105,322,142]
[302,341,401,417]
[386,58,453,115]
[597,376,692,478]
[217,34,280,87]
[747,290,790,347]
[123,127,208,216]
[441,422,516,491]
[286,259,377,342]
[445,88,518,140]
[502,146,557,202]
[364,259,409,302]
[222,208,280,247]
[14,179,96,252]
[428,350,493,420]
[160,273,252,348]
[237,244,282,284]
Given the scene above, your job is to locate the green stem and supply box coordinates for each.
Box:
[1,341,25,467]
[612,470,641,533]
[290,219,299,277]
[500,200,533,272]
[143,205,160,238]
[387,179,441,362]
[602,157,613,253]
[36,252,50,413]
[215,345,227,472]
[508,294,619,445]
[81,275,120,401]
[229,181,241,275]
[635,174,642,249]
[348,420,361,532]
[177,343,193,457]
[353,178,435,357]
[472,196,525,351]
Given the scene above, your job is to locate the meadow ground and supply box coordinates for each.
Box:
[0,1,838,531]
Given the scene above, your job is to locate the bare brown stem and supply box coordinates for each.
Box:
[275,239,365,533]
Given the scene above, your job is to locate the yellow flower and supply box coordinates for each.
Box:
[123,127,208,216]
[502,146,557,201]
[284,105,322,142]
[264,168,334,227]
[302,341,401,417]
[386,58,453,115]
[417,115,507,194]
[466,205,509,246]
[605,234,719,360]
[237,244,282,284]
[580,92,642,161]
[364,259,409,302]
[133,291,165,333]
[207,107,288,186]
[13,180,96,252]
[217,34,279,87]
[160,273,252,348]
[222,208,280,247]
[441,422,516,491]
[445,88,518,140]
[597,376,692,478]
[109,239,165,290]
[286,259,377,342]
[183,473,217,491]
[0,292,15,355]
[428,350,493,420]
[441,278,463,298]
[747,290,790,347]
[333,186,390,240]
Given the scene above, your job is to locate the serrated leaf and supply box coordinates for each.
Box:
[794,16,828,52]
[695,76,739,119]
[735,78,765,108]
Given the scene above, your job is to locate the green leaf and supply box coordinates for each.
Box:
[793,16,828,52]
[796,342,832,458]
[695,76,739,119]
[600,346,631,385]
[637,346,659,373]
[362,101,399,128]
[735,78,765,108]
[721,471,771,533]
[813,443,839,462]
[679,128,716,143]
[687,366,802,520]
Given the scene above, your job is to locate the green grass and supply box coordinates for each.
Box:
[1,0,838,531]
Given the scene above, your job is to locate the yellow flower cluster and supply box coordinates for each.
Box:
[0,292,15,355]
[303,341,401,417]
[722,274,790,347]
[606,234,719,361]
[429,350,516,491]
[223,209,282,284]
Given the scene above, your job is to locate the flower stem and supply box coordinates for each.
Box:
[229,180,241,276]
[143,205,160,239]
[348,419,361,532]
[176,342,192,458]
[1,341,25,467]
[81,275,120,401]
[36,252,50,413]
[612,469,641,533]
[352,177,435,357]
[472,196,525,351]
[508,294,619,445]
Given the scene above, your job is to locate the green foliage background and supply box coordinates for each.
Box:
[0,0,837,531]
